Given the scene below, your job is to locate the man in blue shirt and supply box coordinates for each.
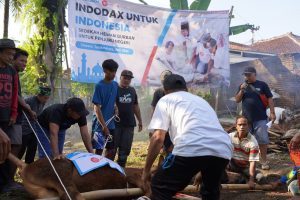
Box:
[235,67,276,170]
[92,59,119,160]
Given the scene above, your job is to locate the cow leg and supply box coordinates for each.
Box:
[23,179,58,198]
[55,183,84,200]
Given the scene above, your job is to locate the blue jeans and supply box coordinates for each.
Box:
[251,120,269,145]
[36,127,66,158]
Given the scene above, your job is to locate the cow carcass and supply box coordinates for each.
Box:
[18,157,145,200]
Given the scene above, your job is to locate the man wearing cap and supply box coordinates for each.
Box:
[142,74,233,200]
[0,38,20,192]
[235,66,276,170]
[114,70,143,167]
[92,59,119,159]
[150,70,173,153]
[18,86,51,164]
[36,97,93,159]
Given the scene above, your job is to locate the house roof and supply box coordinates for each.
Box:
[230,32,300,54]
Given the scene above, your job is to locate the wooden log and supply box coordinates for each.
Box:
[268,130,281,137]
[38,184,274,200]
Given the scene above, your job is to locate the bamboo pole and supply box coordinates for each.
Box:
[38,183,274,200]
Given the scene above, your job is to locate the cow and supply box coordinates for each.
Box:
[9,154,147,200]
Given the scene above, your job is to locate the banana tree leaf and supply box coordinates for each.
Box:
[170,0,189,10]
[138,0,148,5]
[229,24,254,35]
[190,0,211,10]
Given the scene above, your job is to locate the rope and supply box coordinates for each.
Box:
[23,111,72,200]
[101,115,120,156]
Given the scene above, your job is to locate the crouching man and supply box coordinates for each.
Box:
[37,97,93,159]
[141,74,233,200]
[228,116,260,188]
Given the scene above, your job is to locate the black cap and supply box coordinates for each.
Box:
[243,67,256,75]
[0,38,18,50]
[163,74,187,91]
[66,97,89,116]
[121,70,134,78]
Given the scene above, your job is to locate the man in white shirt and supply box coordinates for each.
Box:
[141,74,233,200]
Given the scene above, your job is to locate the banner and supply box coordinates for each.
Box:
[68,0,229,87]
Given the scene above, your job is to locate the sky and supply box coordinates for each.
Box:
[0,0,299,45]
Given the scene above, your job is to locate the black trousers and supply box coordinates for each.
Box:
[151,155,229,200]
[18,133,37,164]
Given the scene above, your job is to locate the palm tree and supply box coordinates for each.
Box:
[1,0,21,38]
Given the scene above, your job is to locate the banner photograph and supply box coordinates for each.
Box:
[68,0,230,87]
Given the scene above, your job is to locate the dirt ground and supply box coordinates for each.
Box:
[0,140,298,200]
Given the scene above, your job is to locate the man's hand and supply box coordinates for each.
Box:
[102,126,110,136]
[53,154,65,160]
[290,132,300,150]
[141,171,152,196]
[29,110,37,120]
[138,124,143,132]
[0,129,11,163]
[240,82,248,90]
[270,112,276,123]
[8,117,16,126]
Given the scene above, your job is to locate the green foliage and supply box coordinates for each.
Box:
[170,0,189,10]
[190,0,211,10]
[19,34,49,95]
[71,82,95,98]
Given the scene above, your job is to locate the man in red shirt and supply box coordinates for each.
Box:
[0,38,19,192]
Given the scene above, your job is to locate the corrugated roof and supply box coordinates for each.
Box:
[230,32,300,54]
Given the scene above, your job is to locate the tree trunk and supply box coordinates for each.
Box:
[3,0,9,38]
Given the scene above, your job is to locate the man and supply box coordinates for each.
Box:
[142,74,233,200]
[235,66,276,170]
[150,70,173,153]
[18,86,51,164]
[37,97,93,159]
[92,59,118,159]
[114,70,143,167]
[228,116,260,189]
[9,48,36,182]
[0,38,19,192]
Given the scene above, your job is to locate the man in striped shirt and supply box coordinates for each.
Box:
[229,116,260,188]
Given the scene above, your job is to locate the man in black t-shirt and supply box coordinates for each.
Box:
[18,86,51,164]
[114,70,143,167]
[37,97,93,160]
[150,70,173,153]
[235,67,276,170]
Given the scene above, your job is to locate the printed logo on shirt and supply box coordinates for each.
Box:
[255,88,261,92]
[119,93,132,103]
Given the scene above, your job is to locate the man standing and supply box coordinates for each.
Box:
[9,48,36,182]
[0,38,19,192]
[142,74,232,200]
[92,59,118,159]
[115,70,143,167]
[228,116,260,188]
[235,67,276,170]
[18,86,51,163]
[37,97,93,159]
[150,70,173,153]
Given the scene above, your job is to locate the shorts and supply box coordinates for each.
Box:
[92,129,115,150]
[0,123,22,145]
[251,120,269,145]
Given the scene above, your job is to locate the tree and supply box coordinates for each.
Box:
[1,0,21,37]
[17,0,68,97]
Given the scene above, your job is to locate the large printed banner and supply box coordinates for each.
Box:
[68,0,229,87]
